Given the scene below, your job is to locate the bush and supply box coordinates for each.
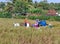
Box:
[28,16,37,20]
[54,16,60,21]
[0,12,60,21]
[30,8,42,14]
[0,12,12,18]
[38,15,50,20]
[28,15,50,20]
[28,15,60,21]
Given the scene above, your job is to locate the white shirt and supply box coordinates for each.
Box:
[27,23,29,27]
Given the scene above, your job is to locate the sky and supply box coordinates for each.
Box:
[33,0,60,3]
[0,0,11,2]
[0,0,60,3]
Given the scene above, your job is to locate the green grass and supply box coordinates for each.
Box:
[0,18,60,44]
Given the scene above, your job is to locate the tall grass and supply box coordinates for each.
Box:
[0,18,60,44]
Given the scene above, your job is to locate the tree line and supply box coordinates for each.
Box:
[0,0,60,17]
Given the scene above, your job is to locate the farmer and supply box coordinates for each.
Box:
[24,18,30,27]
[36,19,39,27]
[34,19,40,29]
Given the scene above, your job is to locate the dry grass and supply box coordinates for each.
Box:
[0,18,60,44]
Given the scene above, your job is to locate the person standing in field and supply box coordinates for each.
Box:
[24,18,30,28]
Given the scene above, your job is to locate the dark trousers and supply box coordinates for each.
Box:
[25,23,27,26]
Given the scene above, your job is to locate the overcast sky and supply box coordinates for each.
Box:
[0,0,60,3]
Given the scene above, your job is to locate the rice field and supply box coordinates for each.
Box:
[0,18,60,44]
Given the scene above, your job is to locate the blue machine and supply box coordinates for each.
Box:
[38,20,47,26]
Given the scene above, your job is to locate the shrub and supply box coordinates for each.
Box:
[28,15,50,20]
[0,12,12,18]
[30,8,42,14]
[28,15,60,21]
[28,16,37,20]
[54,16,60,21]
[38,15,50,20]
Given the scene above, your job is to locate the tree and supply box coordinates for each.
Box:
[4,2,13,12]
[43,0,47,3]
[38,2,49,10]
[12,0,29,15]
[0,2,5,8]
